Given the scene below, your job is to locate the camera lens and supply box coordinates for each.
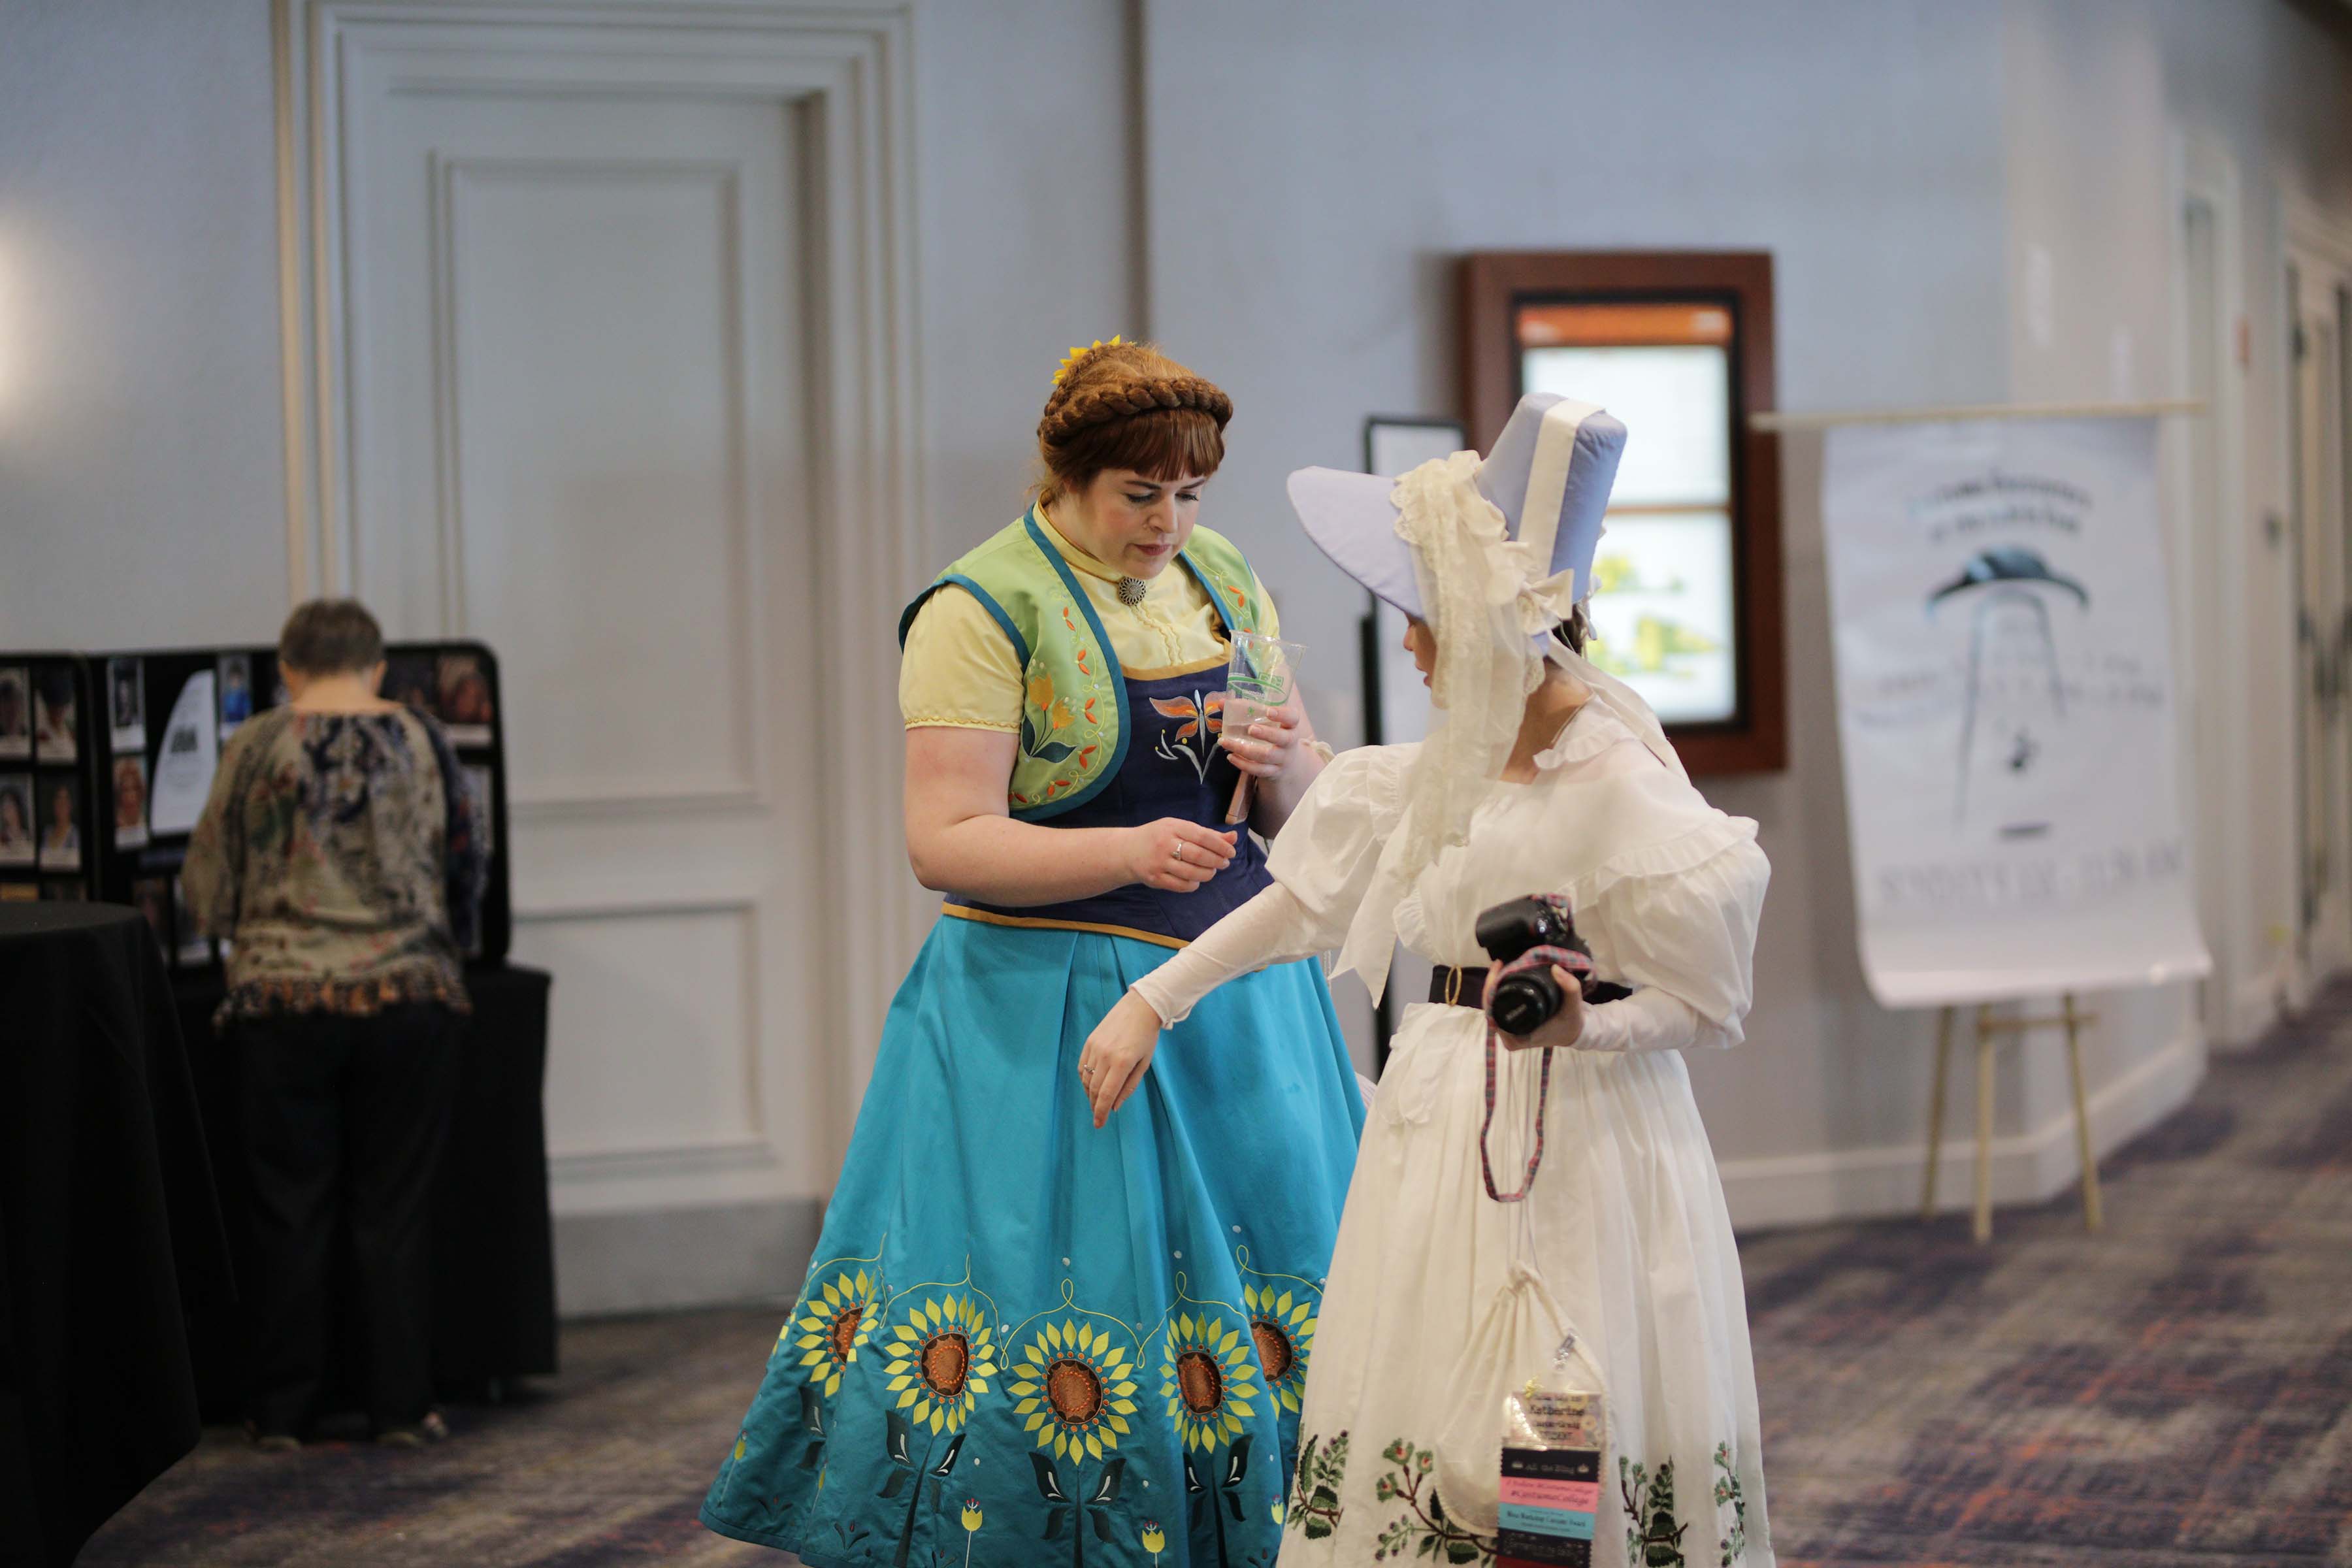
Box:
[1490,972,1561,1037]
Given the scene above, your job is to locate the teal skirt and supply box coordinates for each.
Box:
[700,913,1365,1567]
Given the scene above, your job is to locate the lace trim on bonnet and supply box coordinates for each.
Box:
[1329,451,1684,1004]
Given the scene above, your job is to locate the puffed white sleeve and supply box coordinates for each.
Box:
[1573,828,1770,1053]
[1128,744,1406,1026]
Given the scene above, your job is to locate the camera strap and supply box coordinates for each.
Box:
[1475,947,1583,1204]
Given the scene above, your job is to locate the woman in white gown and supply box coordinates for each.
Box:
[1079,393,1774,1567]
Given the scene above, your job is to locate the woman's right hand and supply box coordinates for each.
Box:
[1130,819,1238,892]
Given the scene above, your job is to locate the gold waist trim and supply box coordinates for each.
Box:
[940,903,1188,951]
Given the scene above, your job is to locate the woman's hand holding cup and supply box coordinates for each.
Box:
[1220,693,1307,779]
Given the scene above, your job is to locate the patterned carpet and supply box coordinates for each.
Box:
[80,994,2352,1567]
[1740,987,2352,1567]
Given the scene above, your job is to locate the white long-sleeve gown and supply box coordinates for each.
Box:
[1134,703,1774,1568]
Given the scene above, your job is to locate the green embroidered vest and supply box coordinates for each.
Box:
[898,507,1267,820]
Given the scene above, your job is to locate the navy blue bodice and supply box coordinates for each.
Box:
[953,659,1273,944]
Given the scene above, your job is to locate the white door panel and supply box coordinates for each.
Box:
[333,27,835,1217]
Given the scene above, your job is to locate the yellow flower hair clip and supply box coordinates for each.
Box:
[1051,334,1124,387]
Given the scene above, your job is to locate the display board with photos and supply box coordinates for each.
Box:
[1461,250,1787,774]
[0,644,511,971]
[0,655,99,904]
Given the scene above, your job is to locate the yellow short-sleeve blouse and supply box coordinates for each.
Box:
[899,508,1280,732]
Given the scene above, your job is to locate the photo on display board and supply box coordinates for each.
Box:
[109,658,146,752]
[465,764,495,856]
[42,879,86,901]
[171,876,211,965]
[218,653,253,732]
[436,653,495,747]
[133,877,170,960]
[0,775,33,866]
[37,777,83,872]
[33,667,77,764]
[0,882,35,902]
[112,755,150,849]
[0,667,29,760]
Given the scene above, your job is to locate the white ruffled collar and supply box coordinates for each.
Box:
[1531,700,1633,772]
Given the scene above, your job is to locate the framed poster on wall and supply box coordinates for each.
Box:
[1462,251,1786,774]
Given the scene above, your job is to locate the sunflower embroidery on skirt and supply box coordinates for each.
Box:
[883,1292,998,1436]
[1007,1307,1145,1554]
[868,1282,1005,1564]
[744,1258,1324,1565]
[1241,1281,1316,1414]
[789,1266,880,1398]
[717,1259,885,1534]
[1161,1307,1262,1452]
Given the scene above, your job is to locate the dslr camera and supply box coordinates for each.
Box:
[1474,893,1616,1037]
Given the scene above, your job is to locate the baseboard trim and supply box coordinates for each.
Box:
[554,1198,823,1319]
[550,1034,2207,1299]
[1718,1028,2206,1233]
[2226,962,2287,1049]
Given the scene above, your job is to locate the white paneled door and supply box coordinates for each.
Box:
[2289,253,2352,988]
[286,6,922,1247]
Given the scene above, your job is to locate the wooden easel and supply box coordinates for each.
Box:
[1920,994,2104,1243]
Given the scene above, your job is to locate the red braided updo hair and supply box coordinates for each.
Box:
[1035,338,1232,506]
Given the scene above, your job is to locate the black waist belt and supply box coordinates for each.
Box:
[1429,964,1633,1007]
[1430,966,1490,1006]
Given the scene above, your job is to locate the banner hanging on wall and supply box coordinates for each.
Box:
[1821,415,2210,1007]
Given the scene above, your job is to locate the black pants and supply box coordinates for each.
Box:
[231,1003,462,1435]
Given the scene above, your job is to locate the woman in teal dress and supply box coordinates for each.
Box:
[701,339,1365,1567]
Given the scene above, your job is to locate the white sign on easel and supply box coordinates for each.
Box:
[1821,415,2210,1009]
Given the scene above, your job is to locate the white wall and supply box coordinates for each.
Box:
[915,0,1136,572]
[1141,0,2352,1228]
[0,0,284,647]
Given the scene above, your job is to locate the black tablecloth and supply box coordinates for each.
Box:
[172,962,558,1417]
[0,903,233,1568]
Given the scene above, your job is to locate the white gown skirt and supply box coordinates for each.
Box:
[1279,1002,1772,1568]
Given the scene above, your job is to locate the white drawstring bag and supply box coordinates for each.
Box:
[1428,1002,1612,1541]
[1430,1259,1575,1533]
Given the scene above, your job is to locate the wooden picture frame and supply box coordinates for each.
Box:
[1462,251,1786,774]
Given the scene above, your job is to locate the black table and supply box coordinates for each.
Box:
[172,962,559,1418]
[0,902,233,1568]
